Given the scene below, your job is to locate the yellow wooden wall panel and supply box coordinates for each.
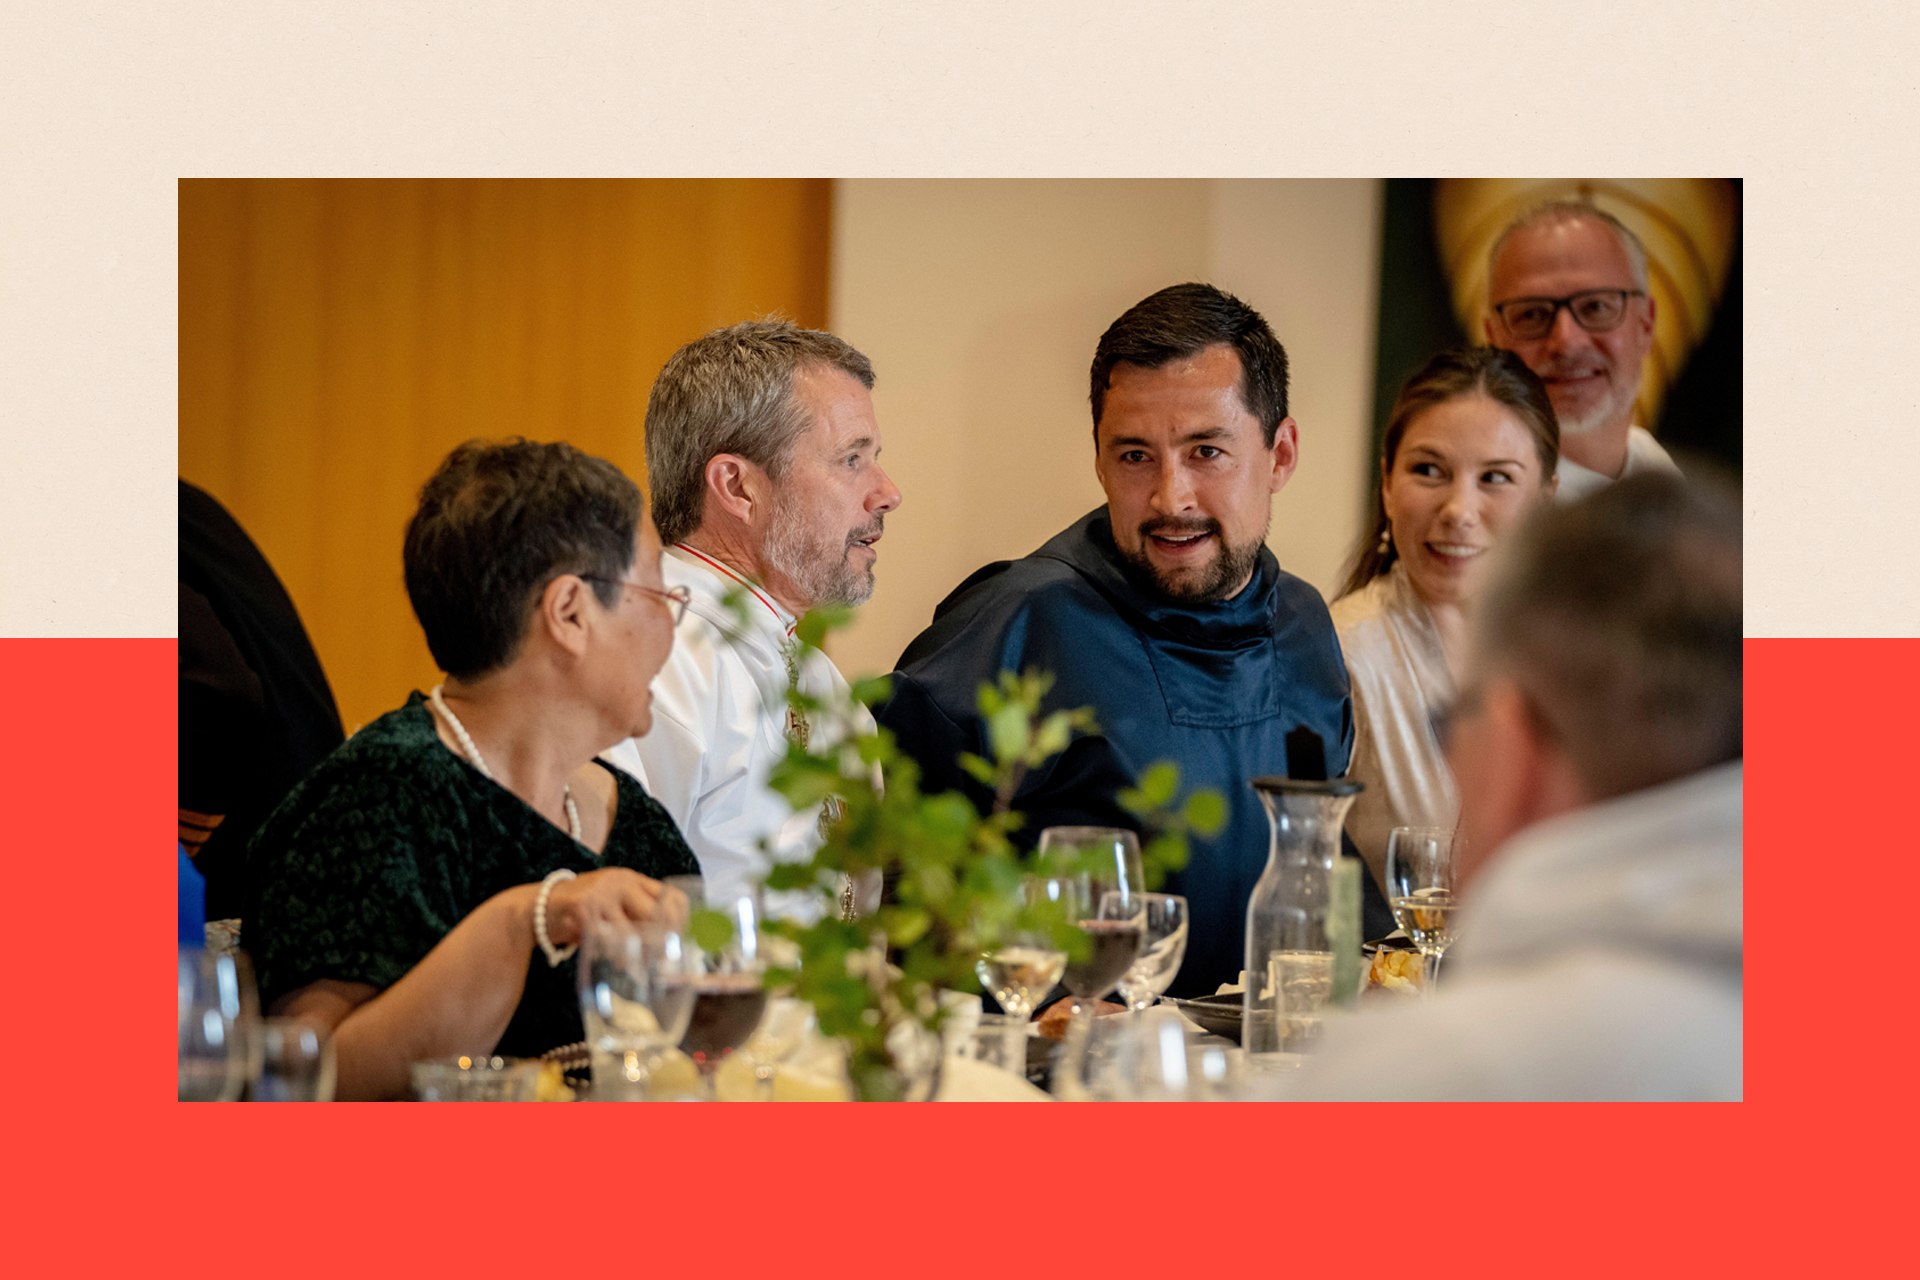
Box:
[180,178,832,732]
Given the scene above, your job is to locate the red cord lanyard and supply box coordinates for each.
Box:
[674,544,796,639]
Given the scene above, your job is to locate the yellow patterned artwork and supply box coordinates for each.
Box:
[1433,179,1739,435]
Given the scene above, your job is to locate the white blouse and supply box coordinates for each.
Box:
[1329,562,1459,894]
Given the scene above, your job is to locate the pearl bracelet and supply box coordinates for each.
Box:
[533,868,578,967]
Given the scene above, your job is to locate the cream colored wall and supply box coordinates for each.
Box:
[826,179,1383,680]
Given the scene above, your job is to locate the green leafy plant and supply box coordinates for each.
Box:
[753,611,1224,1100]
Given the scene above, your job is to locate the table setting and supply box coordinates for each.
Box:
[180,810,1461,1102]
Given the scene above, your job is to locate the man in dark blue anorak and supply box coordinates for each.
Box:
[875,283,1385,998]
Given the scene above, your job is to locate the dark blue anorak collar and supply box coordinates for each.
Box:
[1032,509,1283,651]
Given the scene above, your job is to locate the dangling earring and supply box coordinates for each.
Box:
[1377,526,1392,554]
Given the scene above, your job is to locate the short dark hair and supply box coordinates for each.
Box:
[1089,283,1289,447]
[1473,472,1742,800]
[1340,346,1560,598]
[403,438,643,679]
[646,319,876,547]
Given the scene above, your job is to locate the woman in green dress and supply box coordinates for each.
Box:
[245,439,701,1100]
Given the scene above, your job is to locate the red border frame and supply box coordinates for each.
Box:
[1,638,1907,1275]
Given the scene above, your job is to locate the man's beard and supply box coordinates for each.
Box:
[763,495,880,609]
[1539,356,1637,437]
[1115,516,1265,604]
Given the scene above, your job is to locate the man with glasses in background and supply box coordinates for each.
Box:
[1484,201,1682,501]
[604,321,903,922]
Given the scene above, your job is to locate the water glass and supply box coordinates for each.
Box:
[963,1014,1029,1076]
[411,1056,545,1101]
[252,1019,336,1101]
[1054,1006,1245,1101]
[1113,892,1189,1011]
[178,947,260,1102]
[578,919,700,1100]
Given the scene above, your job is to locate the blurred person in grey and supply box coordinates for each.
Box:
[603,320,902,922]
[1290,472,1741,1100]
[1484,202,1682,501]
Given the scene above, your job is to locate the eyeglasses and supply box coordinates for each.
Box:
[582,577,692,626]
[1490,288,1645,341]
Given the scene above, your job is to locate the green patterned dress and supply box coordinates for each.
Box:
[244,692,699,1057]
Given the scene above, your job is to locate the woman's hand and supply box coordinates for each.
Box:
[280,872,691,1100]
[540,868,687,946]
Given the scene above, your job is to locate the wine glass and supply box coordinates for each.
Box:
[666,876,772,1087]
[734,997,815,1100]
[1037,873,1143,1019]
[1112,892,1189,1011]
[1037,826,1144,907]
[577,918,700,1100]
[975,916,1069,1024]
[1385,826,1461,996]
[252,1018,336,1101]
[178,947,259,1102]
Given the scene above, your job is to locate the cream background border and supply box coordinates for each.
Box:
[1,1,1913,637]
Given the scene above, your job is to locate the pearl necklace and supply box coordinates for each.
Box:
[429,684,581,842]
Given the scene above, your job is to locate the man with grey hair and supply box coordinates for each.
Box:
[1288,473,1742,1099]
[1484,201,1683,500]
[604,320,902,920]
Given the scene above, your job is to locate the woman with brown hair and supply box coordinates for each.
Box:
[1333,347,1559,891]
[244,439,701,1100]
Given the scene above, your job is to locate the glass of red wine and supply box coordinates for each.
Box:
[1035,828,1145,1022]
[1028,873,1143,1030]
[666,876,771,1091]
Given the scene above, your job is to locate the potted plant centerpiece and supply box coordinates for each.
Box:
[702,604,1222,1101]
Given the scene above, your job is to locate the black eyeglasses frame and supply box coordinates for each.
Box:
[1490,288,1646,340]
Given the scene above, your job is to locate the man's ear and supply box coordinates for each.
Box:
[536,574,594,659]
[703,453,764,527]
[1468,678,1554,863]
[1483,676,1588,827]
[1267,417,1300,494]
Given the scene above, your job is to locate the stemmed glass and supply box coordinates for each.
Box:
[1113,892,1189,1012]
[1054,1005,1243,1101]
[975,924,1068,1023]
[666,876,772,1087]
[577,918,700,1100]
[178,948,260,1102]
[1385,826,1461,996]
[734,997,815,1100]
[1036,827,1145,1017]
[252,1019,336,1101]
[1036,826,1144,906]
[1034,873,1144,1019]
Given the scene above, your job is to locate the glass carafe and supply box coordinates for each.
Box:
[1243,777,1362,1064]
